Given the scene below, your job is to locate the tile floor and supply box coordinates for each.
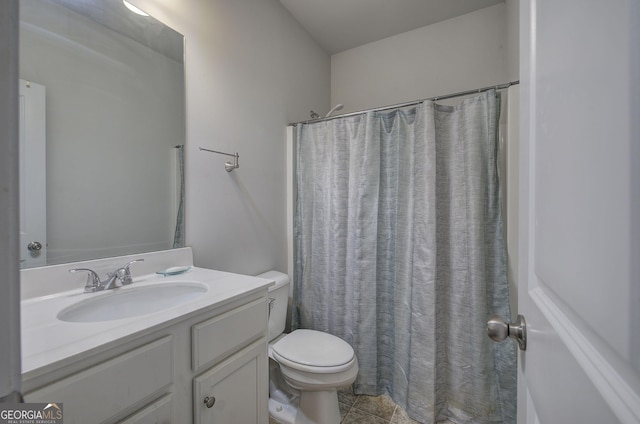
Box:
[269,387,423,424]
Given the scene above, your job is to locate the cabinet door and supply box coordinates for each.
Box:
[193,339,268,424]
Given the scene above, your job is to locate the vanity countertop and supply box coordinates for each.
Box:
[21,266,273,379]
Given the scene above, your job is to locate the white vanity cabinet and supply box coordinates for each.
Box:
[24,336,174,423]
[191,298,268,423]
[22,291,269,424]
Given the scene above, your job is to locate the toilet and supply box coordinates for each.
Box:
[257,271,359,424]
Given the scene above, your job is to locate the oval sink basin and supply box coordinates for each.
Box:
[58,282,208,323]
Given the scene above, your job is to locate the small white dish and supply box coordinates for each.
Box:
[156,266,192,276]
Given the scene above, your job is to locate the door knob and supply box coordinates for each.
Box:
[27,241,43,252]
[487,314,527,351]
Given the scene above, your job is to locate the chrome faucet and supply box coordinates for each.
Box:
[69,268,102,293]
[69,259,144,293]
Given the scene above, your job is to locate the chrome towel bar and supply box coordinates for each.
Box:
[199,147,239,172]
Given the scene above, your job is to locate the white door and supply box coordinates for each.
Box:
[19,79,47,268]
[517,0,640,423]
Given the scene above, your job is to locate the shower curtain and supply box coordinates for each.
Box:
[173,144,185,248]
[293,91,516,424]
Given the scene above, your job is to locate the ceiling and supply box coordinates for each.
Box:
[279,0,504,54]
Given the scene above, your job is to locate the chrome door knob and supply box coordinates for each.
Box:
[27,241,43,251]
[487,314,527,351]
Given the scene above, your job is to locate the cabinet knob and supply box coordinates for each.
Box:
[203,396,216,408]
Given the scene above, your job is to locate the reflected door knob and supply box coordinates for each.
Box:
[27,241,43,251]
[203,396,216,408]
[487,314,527,351]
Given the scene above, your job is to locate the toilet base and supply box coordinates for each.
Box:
[269,389,341,424]
[296,388,341,424]
[269,397,299,424]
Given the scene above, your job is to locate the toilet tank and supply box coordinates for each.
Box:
[256,270,290,342]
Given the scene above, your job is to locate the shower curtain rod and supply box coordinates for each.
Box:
[289,80,519,126]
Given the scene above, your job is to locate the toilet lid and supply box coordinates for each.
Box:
[272,329,354,367]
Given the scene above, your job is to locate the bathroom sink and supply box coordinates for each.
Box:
[57,282,208,323]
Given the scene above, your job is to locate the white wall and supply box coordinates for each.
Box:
[505,0,520,82]
[131,0,330,274]
[331,4,508,114]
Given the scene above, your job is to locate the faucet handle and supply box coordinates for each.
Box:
[121,259,144,285]
[69,268,102,292]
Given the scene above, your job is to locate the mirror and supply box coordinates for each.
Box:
[19,0,185,269]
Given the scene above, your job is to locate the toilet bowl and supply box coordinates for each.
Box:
[257,271,359,424]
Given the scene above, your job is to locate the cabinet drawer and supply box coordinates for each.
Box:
[25,336,173,424]
[119,393,173,424]
[192,297,267,371]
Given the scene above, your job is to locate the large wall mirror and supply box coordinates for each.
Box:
[19,0,185,269]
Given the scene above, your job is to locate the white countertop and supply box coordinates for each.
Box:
[21,266,273,378]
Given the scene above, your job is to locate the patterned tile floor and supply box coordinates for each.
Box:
[269,387,423,424]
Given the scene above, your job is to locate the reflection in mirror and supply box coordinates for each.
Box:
[19,0,185,269]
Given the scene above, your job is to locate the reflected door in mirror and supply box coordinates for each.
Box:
[19,79,47,268]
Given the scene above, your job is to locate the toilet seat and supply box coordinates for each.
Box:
[271,329,355,374]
